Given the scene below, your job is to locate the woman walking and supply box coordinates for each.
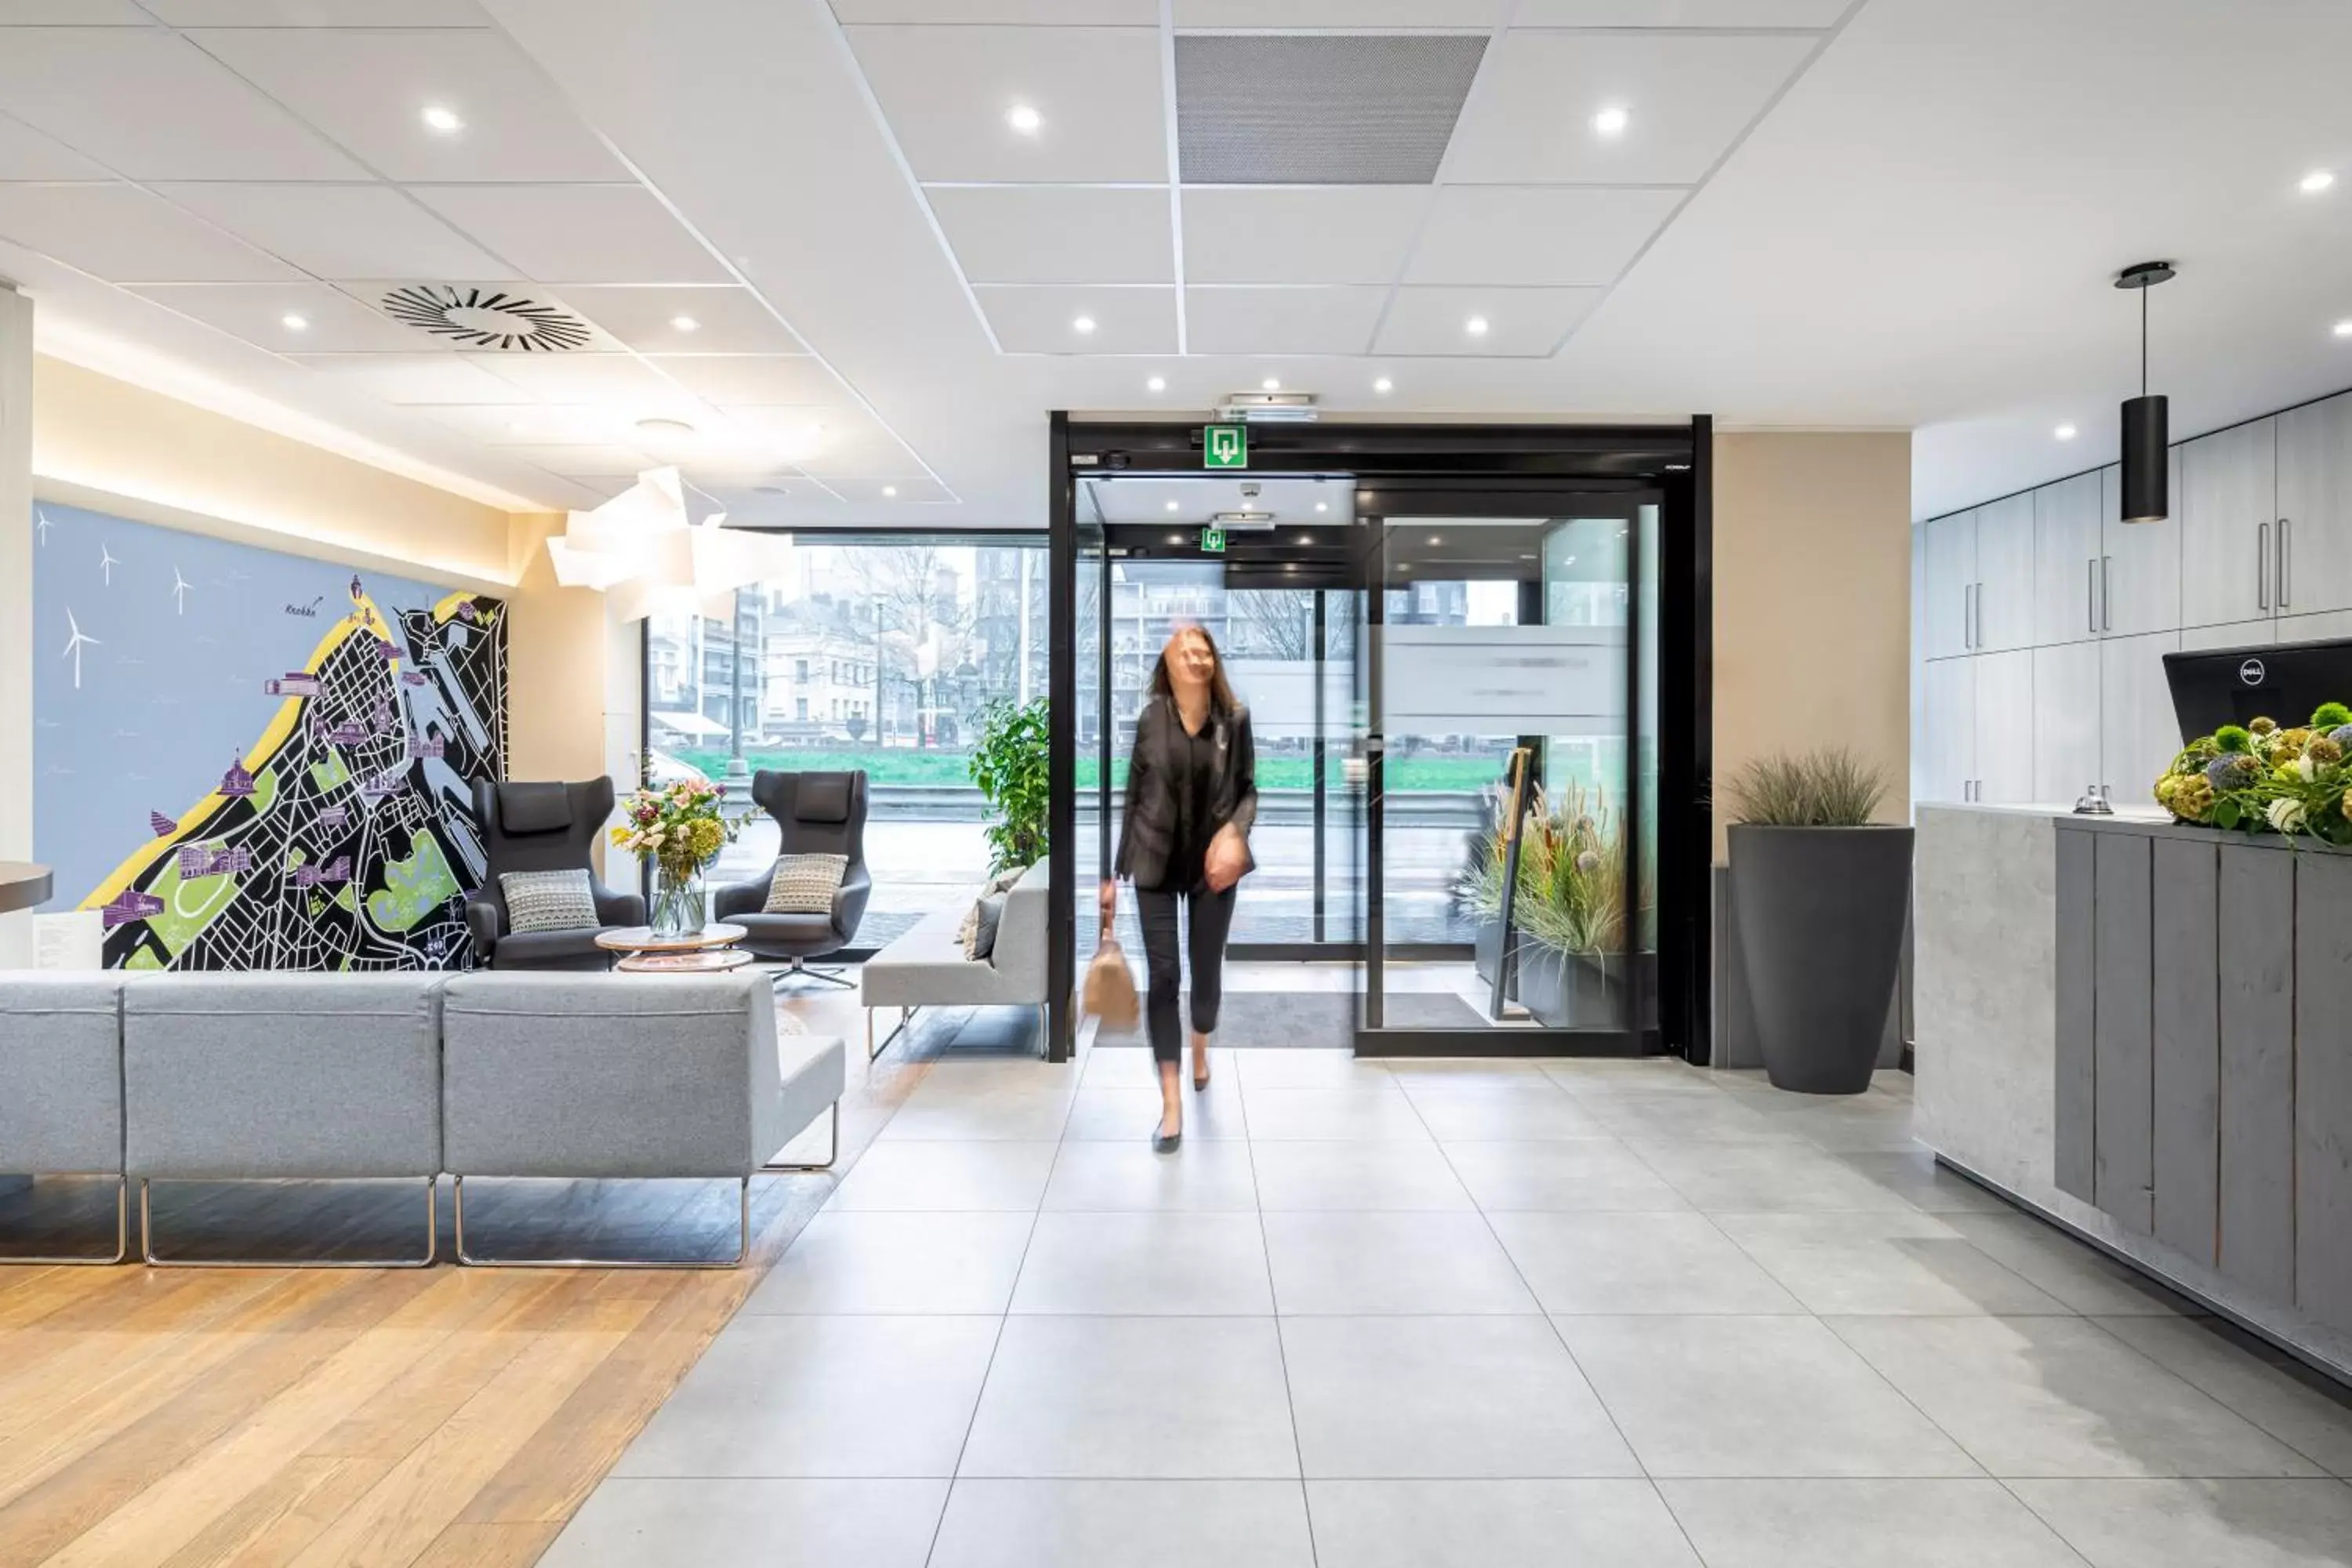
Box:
[1102,624,1257,1151]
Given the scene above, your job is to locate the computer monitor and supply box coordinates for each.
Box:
[2162,636,2352,742]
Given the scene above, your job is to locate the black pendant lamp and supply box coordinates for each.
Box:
[2115,260,2176,524]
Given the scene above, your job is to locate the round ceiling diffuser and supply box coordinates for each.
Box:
[380,285,593,351]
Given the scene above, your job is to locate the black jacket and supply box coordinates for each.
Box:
[1114,695,1258,891]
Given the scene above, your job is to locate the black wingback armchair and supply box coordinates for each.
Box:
[463,777,645,971]
[713,770,872,987]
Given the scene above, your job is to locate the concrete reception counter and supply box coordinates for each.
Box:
[1915,804,2352,1382]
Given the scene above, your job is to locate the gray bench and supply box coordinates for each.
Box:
[0,975,129,1264]
[858,860,1051,1058]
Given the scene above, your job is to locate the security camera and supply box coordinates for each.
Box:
[1240,482,1261,499]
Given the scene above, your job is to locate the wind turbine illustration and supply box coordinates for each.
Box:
[172,568,193,615]
[99,543,119,586]
[61,609,98,690]
[34,509,53,546]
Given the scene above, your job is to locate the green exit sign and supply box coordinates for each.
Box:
[1203,423,1247,469]
[1200,527,1226,554]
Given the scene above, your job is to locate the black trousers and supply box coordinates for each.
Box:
[1133,884,1237,1065]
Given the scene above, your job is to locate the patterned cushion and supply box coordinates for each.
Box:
[500,869,599,934]
[764,853,848,914]
[965,892,1006,961]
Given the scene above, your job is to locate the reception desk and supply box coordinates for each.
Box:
[1915,803,2352,1381]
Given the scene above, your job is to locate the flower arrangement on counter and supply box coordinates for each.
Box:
[610,775,739,932]
[2155,702,2352,845]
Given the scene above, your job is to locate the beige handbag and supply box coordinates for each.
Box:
[1083,917,1139,1031]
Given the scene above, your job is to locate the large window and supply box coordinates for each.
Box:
[644,535,1047,946]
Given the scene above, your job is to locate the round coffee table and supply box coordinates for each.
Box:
[596,923,752,975]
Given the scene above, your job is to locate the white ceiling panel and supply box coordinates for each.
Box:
[463,351,702,405]
[833,1,1155,20]
[1406,186,1683,287]
[1372,285,1602,357]
[0,30,367,180]
[1515,0,1847,24]
[409,184,730,283]
[1444,31,1818,186]
[417,403,646,445]
[143,1,494,22]
[1184,286,1386,356]
[0,2,154,25]
[686,477,837,511]
[131,281,428,353]
[150,182,514,281]
[1181,186,1428,285]
[188,27,626,183]
[927,185,1174,285]
[562,286,808,354]
[845,24,1167,183]
[0,183,299,281]
[0,112,108,179]
[285,351,536,402]
[499,443,658,476]
[971,284,1176,354]
[1173,0,1506,22]
[646,356,852,408]
[725,404,869,449]
[837,474,953,504]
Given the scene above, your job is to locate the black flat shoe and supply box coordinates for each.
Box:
[1192,1068,1210,1092]
[1152,1122,1182,1153]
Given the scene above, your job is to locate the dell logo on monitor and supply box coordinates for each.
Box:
[2241,658,2267,686]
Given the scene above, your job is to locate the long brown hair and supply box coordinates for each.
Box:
[1149,622,1240,715]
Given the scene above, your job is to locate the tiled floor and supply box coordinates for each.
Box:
[539,1040,2352,1567]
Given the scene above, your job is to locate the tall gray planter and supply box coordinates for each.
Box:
[1729,823,1913,1095]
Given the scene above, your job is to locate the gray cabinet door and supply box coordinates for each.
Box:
[2092,833,2155,1234]
[2032,641,2102,805]
[2220,846,2296,1301]
[2277,390,2352,617]
[2102,456,2182,637]
[2151,837,2219,1265]
[2295,851,2352,1333]
[2181,618,2277,654]
[2100,630,2184,803]
[1972,649,2034,803]
[2034,473,2103,645]
[1975,492,2036,652]
[1923,509,1976,659]
[2180,417,2276,630]
[1920,656,1975,804]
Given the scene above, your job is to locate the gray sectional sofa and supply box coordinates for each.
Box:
[0,971,843,1269]
[859,859,1051,1058]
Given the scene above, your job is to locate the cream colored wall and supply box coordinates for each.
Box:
[0,291,34,967]
[1711,430,1914,861]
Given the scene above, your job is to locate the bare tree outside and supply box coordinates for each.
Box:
[847,543,975,746]
[1224,587,1316,662]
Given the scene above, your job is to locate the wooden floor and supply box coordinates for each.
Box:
[0,989,969,1568]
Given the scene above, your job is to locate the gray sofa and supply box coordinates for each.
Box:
[858,859,1050,1058]
[0,975,129,1264]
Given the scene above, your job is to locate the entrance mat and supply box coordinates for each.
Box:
[1102,989,1490,1048]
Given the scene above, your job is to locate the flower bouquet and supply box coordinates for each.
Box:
[2155,702,2352,846]
[610,775,738,934]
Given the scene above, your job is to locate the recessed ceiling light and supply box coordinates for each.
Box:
[1465,316,1490,337]
[2302,169,2336,194]
[2335,319,2352,338]
[1147,375,1166,392]
[2055,423,2078,441]
[670,314,699,332]
[636,416,695,437]
[1520,553,1537,561]
[1261,376,1280,391]
[1285,563,1298,572]
[1167,532,1184,544]
[1298,534,1313,545]
[1592,105,1629,139]
[1374,376,1393,394]
[1166,500,1180,512]
[1315,502,1328,513]
[1007,103,1043,135]
[421,104,463,134]
[1073,315,1096,334]
[1428,535,1443,546]
[883,485,898,498]
[280,313,308,332]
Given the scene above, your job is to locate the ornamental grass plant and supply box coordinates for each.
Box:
[1726,747,1887,828]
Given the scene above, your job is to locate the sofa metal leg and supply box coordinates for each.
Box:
[762,1100,840,1174]
[451,1174,750,1269]
[1,1175,130,1265]
[140,1176,437,1269]
[871,1005,915,1062]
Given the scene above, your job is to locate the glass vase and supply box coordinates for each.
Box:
[648,862,705,938]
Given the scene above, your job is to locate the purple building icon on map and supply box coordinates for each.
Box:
[177,844,252,878]
[149,811,176,837]
[320,804,350,830]
[401,670,427,687]
[318,717,366,746]
[220,760,256,797]
[265,672,321,698]
[294,856,350,888]
[101,890,164,929]
[408,734,445,761]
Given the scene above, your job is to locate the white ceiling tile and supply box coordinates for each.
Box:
[417,403,644,445]
[1181,187,1428,285]
[833,1,1154,20]
[862,476,954,504]
[188,27,626,183]
[143,1,493,22]
[927,185,1173,285]
[131,281,426,353]
[149,183,516,281]
[648,356,853,407]
[846,24,1167,183]
[1174,0,1505,22]
[1406,186,1682,286]
[1444,31,1817,185]
[971,285,1177,354]
[0,2,151,24]
[727,405,868,449]
[408,184,729,283]
[685,481,836,524]
[499,443,659,477]
[463,351,702,406]
[564,286,808,354]
[1184,285,1386,355]
[1371,285,1602,356]
[0,112,109,179]
[0,183,299,281]
[549,472,640,500]
[0,30,367,180]
[1515,0,1846,25]
[285,351,535,402]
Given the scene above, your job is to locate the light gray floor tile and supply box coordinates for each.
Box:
[880,1073,1076,1141]
[1711,1211,2072,1316]
[1656,1478,2086,1567]
[1248,1140,1475,1211]
[1579,1093,1788,1142]
[1011,1211,1272,1315]
[1063,1086,1250,1141]
[1241,1087,1432,1142]
[1555,1315,1980,1478]
[745,1211,1035,1315]
[928,1479,1316,1568]
[1383,1059,1555,1090]
[1080,1046,1235,1089]
[1261,1211,1538,1314]
[1829,1316,2325,1479]
[613,1315,1001,1479]
[1628,1138,1927,1213]
[1489,1210,1803,1315]
[1940,1212,2209,1316]
[1543,1059,1728,1097]
[1282,1315,1639,1478]
[1042,1138,1259,1212]
[1396,1083,1609,1141]
[2008,1478,2352,1567]
[1235,1049,1396,1090]
[2089,1316,2352,1476]
[1749,1098,1924,1153]
[537,1479,948,1567]
[1440,1138,1691,1213]
[1306,1479,1702,1568]
[825,1139,1058,1212]
[1828,1149,2016,1213]
[959,1315,1299,1479]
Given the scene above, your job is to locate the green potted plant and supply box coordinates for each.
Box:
[1463,782,1650,1027]
[1726,747,1904,1095]
[970,696,1049,874]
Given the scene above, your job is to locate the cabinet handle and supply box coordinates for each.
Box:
[2259,521,2270,610]
[2087,558,2096,635]
[1973,581,1984,647]
[2281,517,2292,608]
[2101,555,2112,631]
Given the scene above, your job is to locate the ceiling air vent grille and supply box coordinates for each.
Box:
[380,285,594,351]
[1174,34,1486,185]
